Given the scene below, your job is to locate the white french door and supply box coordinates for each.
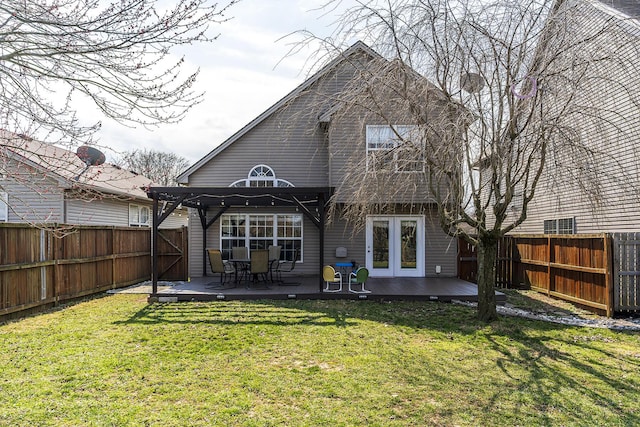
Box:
[365,216,425,277]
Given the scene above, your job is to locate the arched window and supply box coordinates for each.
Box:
[248,164,276,187]
[229,164,294,188]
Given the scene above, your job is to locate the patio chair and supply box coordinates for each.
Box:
[323,265,342,292]
[275,247,300,285]
[249,249,270,288]
[205,249,235,288]
[232,246,248,259]
[268,245,281,282]
[349,267,371,294]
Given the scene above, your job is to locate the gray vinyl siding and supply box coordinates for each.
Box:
[0,162,65,223]
[159,210,189,229]
[188,108,329,187]
[424,211,458,277]
[65,198,129,226]
[323,208,457,277]
[65,197,155,227]
[515,1,640,234]
[323,215,366,269]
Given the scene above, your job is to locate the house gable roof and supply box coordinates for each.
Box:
[176,41,381,184]
[1,130,155,201]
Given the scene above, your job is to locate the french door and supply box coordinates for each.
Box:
[365,216,425,277]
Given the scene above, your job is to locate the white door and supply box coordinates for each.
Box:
[366,216,424,277]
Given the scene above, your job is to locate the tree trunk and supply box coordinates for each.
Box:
[476,236,499,322]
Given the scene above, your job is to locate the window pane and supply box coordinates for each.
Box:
[129,205,139,225]
[221,214,302,262]
[250,215,273,238]
[0,192,7,222]
[249,239,271,251]
[400,220,417,269]
[221,239,246,260]
[140,207,150,225]
[558,218,574,234]
[543,219,557,234]
[222,215,245,237]
[277,215,302,238]
[372,220,390,269]
[277,239,301,262]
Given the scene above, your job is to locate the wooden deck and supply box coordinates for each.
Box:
[150,275,506,304]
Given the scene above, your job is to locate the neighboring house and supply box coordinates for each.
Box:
[0,130,187,228]
[169,41,459,279]
[511,0,640,235]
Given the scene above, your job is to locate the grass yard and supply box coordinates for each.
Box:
[1,294,639,426]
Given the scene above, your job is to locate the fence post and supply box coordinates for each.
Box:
[39,229,47,301]
[604,233,613,317]
[111,227,116,289]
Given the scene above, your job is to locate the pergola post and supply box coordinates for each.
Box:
[152,196,159,294]
[318,191,325,293]
[198,208,208,277]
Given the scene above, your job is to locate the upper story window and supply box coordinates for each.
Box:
[366,125,424,173]
[230,164,294,188]
[129,204,150,227]
[0,192,8,222]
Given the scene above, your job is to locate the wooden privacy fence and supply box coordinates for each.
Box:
[458,234,614,316]
[0,224,187,318]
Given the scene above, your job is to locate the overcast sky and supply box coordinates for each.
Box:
[91,1,355,164]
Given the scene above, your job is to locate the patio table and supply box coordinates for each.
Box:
[336,261,354,277]
[229,258,250,284]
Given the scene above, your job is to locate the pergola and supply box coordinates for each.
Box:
[146,186,333,294]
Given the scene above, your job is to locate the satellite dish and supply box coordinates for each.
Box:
[76,145,106,166]
[460,72,485,93]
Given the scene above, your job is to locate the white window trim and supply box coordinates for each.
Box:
[544,218,575,235]
[220,213,303,262]
[129,204,151,227]
[229,164,294,188]
[0,192,8,222]
[366,125,424,173]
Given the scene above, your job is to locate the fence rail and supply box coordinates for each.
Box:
[0,224,187,318]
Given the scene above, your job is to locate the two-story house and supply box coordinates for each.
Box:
[151,41,459,283]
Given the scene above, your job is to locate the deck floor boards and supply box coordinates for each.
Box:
[151,276,505,303]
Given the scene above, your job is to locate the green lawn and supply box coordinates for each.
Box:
[1,295,639,426]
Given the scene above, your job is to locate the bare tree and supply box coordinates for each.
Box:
[0,0,235,226]
[0,0,237,142]
[115,148,190,186]
[298,0,640,321]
